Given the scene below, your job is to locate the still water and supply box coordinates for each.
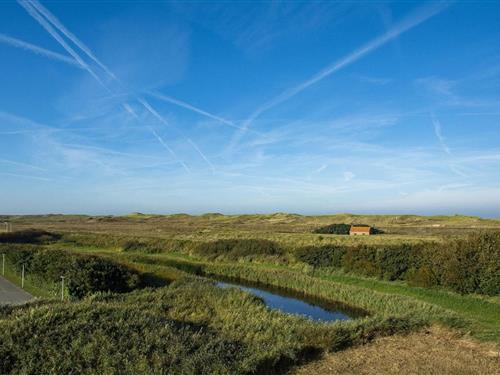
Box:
[216,281,364,322]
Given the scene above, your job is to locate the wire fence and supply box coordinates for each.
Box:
[1,254,66,301]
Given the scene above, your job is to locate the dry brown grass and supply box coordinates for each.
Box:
[294,326,500,375]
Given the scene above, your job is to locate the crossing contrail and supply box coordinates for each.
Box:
[28,0,117,79]
[17,0,108,88]
[228,1,451,150]
[17,0,202,171]
[0,33,81,68]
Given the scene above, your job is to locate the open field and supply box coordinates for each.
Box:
[3,212,500,239]
[0,213,499,374]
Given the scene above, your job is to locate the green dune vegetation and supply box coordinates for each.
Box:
[0,214,499,373]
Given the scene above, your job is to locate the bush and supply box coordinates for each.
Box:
[313,224,351,235]
[0,229,60,244]
[67,256,141,299]
[294,233,500,295]
[375,244,414,280]
[2,246,143,298]
[313,224,383,235]
[295,246,345,269]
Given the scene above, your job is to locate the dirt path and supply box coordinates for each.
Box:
[294,326,499,375]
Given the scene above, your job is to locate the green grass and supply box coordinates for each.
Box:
[316,270,500,342]
[44,239,500,344]
[0,278,424,374]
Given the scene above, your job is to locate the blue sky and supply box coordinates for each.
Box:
[1,1,500,216]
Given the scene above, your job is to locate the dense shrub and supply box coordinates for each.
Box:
[0,229,60,244]
[295,233,500,295]
[194,239,283,260]
[342,245,379,277]
[313,224,383,235]
[313,224,351,235]
[1,246,142,298]
[67,256,141,298]
[374,244,414,280]
[408,233,500,295]
[295,246,346,269]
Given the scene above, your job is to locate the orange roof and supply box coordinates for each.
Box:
[350,226,371,233]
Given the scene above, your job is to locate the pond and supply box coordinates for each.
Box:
[216,280,366,322]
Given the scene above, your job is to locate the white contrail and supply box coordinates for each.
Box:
[229,1,451,149]
[18,0,212,171]
[187,138,215,174]
[147,91,242,130]
[0,157,47,171]
[28,0,116,79]
[0,33,81,68]
[148,127,190,173]
[28,0,234,138]
[431,114,468,177]
[18,0,185,167]
[0,172,51,181]
[123,98,191,173]
[432,116,451,155]
[138,98,215,172]
[17,0,108,89]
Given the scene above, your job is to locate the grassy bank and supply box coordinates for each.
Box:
[0,278,423,374]
[103,251,498,343]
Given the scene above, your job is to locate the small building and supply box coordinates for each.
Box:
[349,225,371,235]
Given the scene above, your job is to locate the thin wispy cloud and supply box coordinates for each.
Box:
[229,1,450,149]
[431,114,469,178]
[356,75,392,85]
[0,172,50,181]
[315,164,328,174]
[147,91,246,132]
[432,115,451,155]
[0,157,46,171]
[0,33,81,68]
[187,138,215,174]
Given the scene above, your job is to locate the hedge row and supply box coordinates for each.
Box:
[313,223,351,234]
[1,244,142,298]
[312,223,383,235]
[0,229,60,244]
[295,232,500,295]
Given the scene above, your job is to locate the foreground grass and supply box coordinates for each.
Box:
[0,278,421,374]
